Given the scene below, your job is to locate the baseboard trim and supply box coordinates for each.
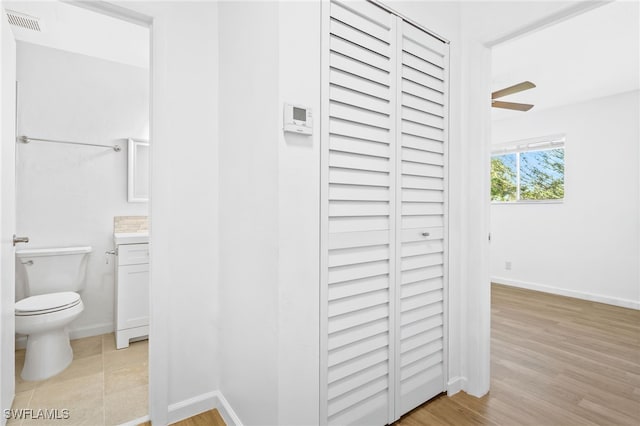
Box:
[167,390,243,426]
[15,322,115,349]
[492,277,640,310]
[69,322,114,340]
[117,415,149,426]
[447,376,467,396]
[214,391,243,426]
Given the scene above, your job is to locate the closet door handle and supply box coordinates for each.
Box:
[421,232,430,237]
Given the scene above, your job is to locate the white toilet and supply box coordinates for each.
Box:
[15,246,91,381]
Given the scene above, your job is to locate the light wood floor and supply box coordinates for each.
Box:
[396,284,640,425]
[138,409,225,426]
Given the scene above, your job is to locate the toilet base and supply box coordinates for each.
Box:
[21,327,73,382]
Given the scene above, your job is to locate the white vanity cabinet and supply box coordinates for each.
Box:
[114,238,149,349]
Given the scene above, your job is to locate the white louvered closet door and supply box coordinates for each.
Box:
[321,1,448,424]
[395,19,449,417]
[322,1,397,424]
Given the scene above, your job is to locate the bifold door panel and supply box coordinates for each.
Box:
[396,18,448,417]
[321,1,449,425]
[324,1,395,424]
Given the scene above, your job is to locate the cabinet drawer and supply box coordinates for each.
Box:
[118,243,149,266]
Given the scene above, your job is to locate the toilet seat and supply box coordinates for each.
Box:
[15,292,81,316]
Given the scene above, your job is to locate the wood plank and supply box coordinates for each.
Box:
[153,409,225,426]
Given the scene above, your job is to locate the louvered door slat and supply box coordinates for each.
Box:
[328,304,389,335]
[402,92,444,118]
[329,151,390,172]
[329,168,389,187]
[402,22,446,57]
[330,0,389,41]
[403,66,445,94]
[331,69,391,101]
[329,275,389,301]
[402,79,445,106]
[331,52,390,87]
[401,277,443,298]
[330,86,391,115]
[401,135,444,156]
[330,102,391,129]
[401,148,444,165]
[402,175,444,190]
[395,19,448,418]
[401,202,443,217]
[330,119,391,144]
[331,36,390,71]
[402,38,445,69]
[402,106,444,130]
[331,136,390,158]
[330,18,390,58]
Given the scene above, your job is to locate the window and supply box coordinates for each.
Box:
[491,137,565,202]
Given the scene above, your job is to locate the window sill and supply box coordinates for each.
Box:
[491,199,564,205]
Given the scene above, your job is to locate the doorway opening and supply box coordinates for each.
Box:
[4,1,152,424]
[487,1,639,423]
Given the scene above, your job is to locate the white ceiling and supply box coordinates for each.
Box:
[491,0,640,120]
[4,0,148,68]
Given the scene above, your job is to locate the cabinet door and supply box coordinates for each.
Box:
[117,263,149,330]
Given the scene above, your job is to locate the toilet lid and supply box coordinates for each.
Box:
[15,292,81,316]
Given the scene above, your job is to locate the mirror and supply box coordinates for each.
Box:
[128,138,149,202]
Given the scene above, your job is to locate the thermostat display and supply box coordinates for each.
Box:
[293,107,306,121]
[284,103,313,135]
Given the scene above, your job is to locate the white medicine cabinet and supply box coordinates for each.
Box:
[127,138,149,202]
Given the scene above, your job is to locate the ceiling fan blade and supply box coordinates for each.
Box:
[491,81,536,99]
[492,100,534,111]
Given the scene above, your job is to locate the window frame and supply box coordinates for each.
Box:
[491,135,566,204]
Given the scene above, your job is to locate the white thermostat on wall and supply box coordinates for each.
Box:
[284,103,313,135]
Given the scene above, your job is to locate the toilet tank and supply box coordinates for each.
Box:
[16,246,92,297]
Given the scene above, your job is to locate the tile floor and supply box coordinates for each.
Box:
[9,333,148,426]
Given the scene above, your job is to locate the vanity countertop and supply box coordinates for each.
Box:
[114,232,149,245]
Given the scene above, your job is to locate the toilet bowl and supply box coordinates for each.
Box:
[15,246,91,381]
[15,292,84,381]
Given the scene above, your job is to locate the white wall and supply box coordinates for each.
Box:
[108,2,221,423]
[276,1,321,424]
[491,90,640,308]
[15,42,149,337]
[218,2,280,424]
[0,9,17,424]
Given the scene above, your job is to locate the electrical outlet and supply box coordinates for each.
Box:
[505,261,512,270]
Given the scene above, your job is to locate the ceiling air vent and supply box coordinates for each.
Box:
[5,10,42,32]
